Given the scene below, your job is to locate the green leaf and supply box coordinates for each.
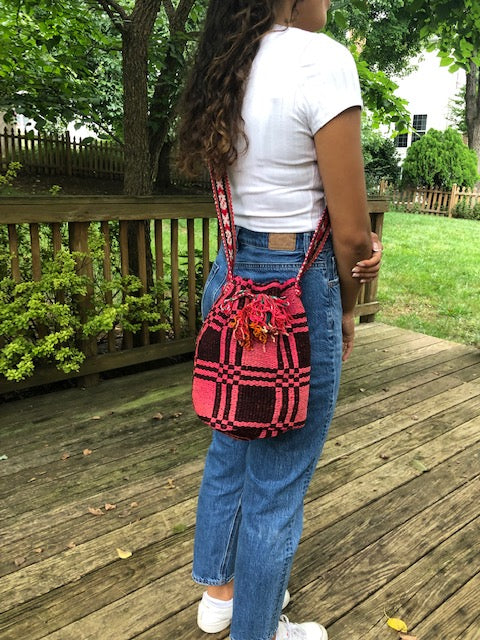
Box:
[439,56,454,67]
[333,10,348,30]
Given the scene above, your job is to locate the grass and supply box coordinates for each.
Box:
[376,211,480,348]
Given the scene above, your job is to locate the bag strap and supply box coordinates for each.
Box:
[210,171,331,285]
[210,173,236,281]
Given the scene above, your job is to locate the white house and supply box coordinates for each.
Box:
[391,50,465,160]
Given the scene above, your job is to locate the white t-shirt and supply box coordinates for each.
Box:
[229,27,362,232]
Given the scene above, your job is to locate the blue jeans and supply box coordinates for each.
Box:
[193,227,343,640]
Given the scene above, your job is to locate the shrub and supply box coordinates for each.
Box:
[401,128,478,190]
[362,122,401,193]
[0,244,169,382]
[0,162,22,194]
[452,199,480,220]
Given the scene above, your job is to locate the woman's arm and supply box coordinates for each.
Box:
[314,106,372,360]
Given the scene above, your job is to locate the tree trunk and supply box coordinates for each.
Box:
[465,61,480,183]
[122,2,161,196]
[155,139,173,192]
[121,1,161,292]
[148,1,197,188]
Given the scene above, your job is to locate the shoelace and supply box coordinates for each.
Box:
[278,615,307,640]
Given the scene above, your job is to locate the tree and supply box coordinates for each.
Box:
[0,0,205,195]
[80,0,205,195]
[362,118,401,192]
[447,85,468,137]
[330,0,423,77]
[401,128,478,190]
[0,1,123,139]
[331,0,480,177]
[406,0,480,175]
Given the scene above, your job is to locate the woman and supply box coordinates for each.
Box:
[178,1,381,639]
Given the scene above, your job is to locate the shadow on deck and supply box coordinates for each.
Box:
[0,323,479,640]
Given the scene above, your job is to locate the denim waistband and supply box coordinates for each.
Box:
[236,226,321,254]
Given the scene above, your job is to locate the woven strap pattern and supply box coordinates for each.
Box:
[210,172,331,285]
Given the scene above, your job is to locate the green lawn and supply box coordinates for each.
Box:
[376,211,480,347]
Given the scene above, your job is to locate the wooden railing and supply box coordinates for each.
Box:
[0,196,386,393]
[379,180,480,217]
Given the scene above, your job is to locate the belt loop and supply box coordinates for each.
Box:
[303,231,310,254]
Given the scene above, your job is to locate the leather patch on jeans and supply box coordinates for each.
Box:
[268,233,297,251]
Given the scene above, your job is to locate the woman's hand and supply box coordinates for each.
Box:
[342,312,356,362]
[351,232,382,283]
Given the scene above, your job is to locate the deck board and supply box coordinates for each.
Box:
[0,323,479,640]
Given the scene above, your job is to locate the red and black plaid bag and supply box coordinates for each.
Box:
[192,174,330,440]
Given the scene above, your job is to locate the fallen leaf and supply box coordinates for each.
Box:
[411,414,419,420]
[91,416,101,420]
[172,523,187,534]
[399,635,418,640]
[172,412,183,418]
[34,548,43,554]
[0,454,8,461]
[88,507,104,516]
[83,449,93,456]
[130,502,138,508]
[166,477,176,489]
[67,541,77,549]
[61,452,70,460]
[28,477,37,483]
[387,617,408,633]
[379,453,390,460]
[152,412,164,420]
[359,387,366,393]
[14,557,26,567]
[410,459,429,473]
[104,503,116,511]
[116,548,132,559]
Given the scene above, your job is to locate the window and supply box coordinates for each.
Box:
[394,133,408,148]
[412,114,427,143]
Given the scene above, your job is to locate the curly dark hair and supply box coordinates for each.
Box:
[177,0,299,178]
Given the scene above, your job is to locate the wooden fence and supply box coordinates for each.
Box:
[379,180,480,217]
[0,127,124,179]
[0,196,387,393]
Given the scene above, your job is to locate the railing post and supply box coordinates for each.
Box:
[69,221,99,387]
[359,200,386,324]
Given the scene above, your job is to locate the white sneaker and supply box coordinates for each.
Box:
[276,614,328,640]
[197,589,291,633]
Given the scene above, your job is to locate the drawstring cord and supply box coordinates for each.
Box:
[223,290,292,350]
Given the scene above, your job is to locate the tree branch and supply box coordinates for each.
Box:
[94,0,129,32]
[162,0,175,23]
[104,0,130,21]
[173,0,196,29]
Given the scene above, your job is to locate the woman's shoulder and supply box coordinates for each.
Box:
[262,28,356,77]
[300,32,355,68]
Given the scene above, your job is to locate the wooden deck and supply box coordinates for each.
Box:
[0,322,479,640]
